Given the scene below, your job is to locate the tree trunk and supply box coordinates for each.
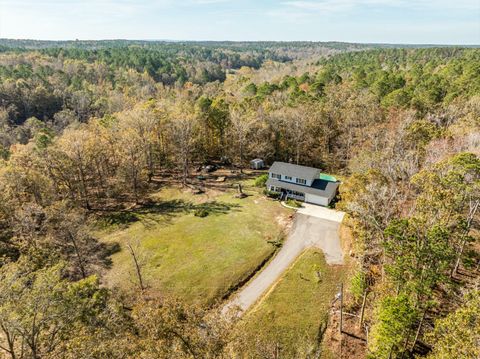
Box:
[339,283,344,334]
[127,243,145,291]
[182,155,189,185]
[67,231,87,279]
[131,162,139,204]
[274,343,280,359]
[239,139,244,174]
[359,289,368,329]
[451,200,479,277]
[77,165,91,210]
[412,308,427,350]
[0,323,17,359]
[296,141,300,165]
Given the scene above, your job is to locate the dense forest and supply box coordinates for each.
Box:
[0,40,479,358]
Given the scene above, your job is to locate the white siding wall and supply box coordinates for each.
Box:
[305,193,329,206]
[251,160,264,169]
[282,175,312,186]
[303,179,313,186]
[269,172,313,187]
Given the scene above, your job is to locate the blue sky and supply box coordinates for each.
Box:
[0,0,479,44]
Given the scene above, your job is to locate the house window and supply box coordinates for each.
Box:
[271,173,281,180]
[296,178,307,185]
[284,176,292,181]
[286,190,305,199]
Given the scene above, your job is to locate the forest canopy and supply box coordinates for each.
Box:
[0,40,479,358]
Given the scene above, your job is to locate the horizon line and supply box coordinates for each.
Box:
[1,38,479,47]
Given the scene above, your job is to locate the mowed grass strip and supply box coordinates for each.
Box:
[99,184,290,305]
[240,249,348,356]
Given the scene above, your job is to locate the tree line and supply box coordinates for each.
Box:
[0,43,479,358]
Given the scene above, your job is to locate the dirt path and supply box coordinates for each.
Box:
[223,204,345,316]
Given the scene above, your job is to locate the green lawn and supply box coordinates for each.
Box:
[98,183,291,305]
[239,249,349,357]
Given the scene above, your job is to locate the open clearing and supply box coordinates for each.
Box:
[238,249,350,356]
[224,204,345,314]
[98,182,291,305]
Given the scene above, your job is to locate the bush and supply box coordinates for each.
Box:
[286,199,302,208]
[350,271,367,302]
[194,208,209,218]
[263,189,280,199]
[254,174,269,187]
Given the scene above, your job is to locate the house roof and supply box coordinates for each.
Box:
[266,178,339,199]
[319,173,338,182]
[269,162,320,181]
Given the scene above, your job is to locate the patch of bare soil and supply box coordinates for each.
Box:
[322,304,367,359]
[319,217,367,358]
[339,218,358,260]
[275,213,294,232]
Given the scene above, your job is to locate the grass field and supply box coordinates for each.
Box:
[239,249,350,357]
[98,182,291,305]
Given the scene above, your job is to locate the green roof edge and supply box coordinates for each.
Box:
[319,173,337,182]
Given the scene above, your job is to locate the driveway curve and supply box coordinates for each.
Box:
[223,204,345,316]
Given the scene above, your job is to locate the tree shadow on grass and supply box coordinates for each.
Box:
[191,201,241,214]
[98,242,122,268]
[99,199,241,229]
[137,199,241,227]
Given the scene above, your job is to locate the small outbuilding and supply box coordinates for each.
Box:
[250,158,265,170]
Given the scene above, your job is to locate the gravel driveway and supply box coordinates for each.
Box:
[223,204,345,316]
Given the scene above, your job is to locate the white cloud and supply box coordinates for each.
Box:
[190,0,231,4]
[0,0,478,42]
[283,0,402,12]
[279,0,479,14]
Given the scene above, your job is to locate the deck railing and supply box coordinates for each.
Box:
[286,193,305,201]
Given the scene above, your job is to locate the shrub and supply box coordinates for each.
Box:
[254,174,269,187]
[194,208,209,218]
[350,271,367,302]
[286,198,302,208]
[263,189,280,199]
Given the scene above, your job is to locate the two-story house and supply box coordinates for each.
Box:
[266,161,339,206]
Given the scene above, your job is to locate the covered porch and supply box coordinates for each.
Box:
[269,185,305,201]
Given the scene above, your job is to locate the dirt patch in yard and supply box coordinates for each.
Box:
[275,213,293,231]
[321,308,367,359]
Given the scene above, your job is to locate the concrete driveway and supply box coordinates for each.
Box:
[223,204,345,316]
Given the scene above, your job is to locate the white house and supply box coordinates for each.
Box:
[266,162,339,206]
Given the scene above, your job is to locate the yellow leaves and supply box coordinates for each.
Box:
[412,152,480,218]
[184,81,194,89]
[299,82,310,92]
[427,290,480,359]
